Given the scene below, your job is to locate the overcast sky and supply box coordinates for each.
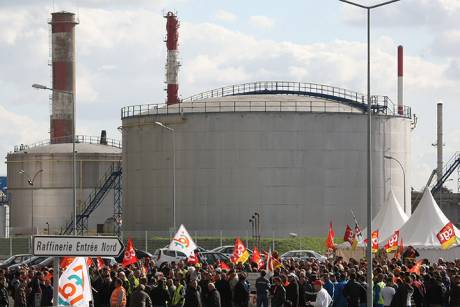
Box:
[1,0,460,191]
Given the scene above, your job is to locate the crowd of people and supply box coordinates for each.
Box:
[1,247,460,307]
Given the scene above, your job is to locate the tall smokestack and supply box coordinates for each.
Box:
[437,102,443,181]
[165,12,180,105]
[397,45,404,115]
[49,12,78,143]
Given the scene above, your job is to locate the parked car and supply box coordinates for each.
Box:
[8,256,49,272]
[280,250,327,262]
[198,252,231,266]
[211,245,253,258]
[0,254,32,269]
[152,248,188,267]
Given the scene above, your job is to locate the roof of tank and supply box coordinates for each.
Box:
[10,143,121,155]
[121,81,411,119]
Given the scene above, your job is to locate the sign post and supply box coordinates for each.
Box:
[32,235,124,306]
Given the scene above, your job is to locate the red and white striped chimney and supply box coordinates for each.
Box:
[397,45,403,115]
[165,12,180,105]
[49,12,78,143]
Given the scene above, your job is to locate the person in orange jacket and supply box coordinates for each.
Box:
[111,278,127,307]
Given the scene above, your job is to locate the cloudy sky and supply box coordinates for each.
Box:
[1,0,460,191]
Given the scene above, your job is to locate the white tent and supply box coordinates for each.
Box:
[362,190,409,244]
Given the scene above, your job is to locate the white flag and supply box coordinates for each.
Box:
[58,257,93,306]
[169,224,197,257]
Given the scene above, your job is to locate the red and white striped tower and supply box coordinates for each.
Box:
[49,12,78,143]
[397,45,403,115]
[165,12,180,105]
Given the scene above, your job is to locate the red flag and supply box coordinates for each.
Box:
[251,247,265,270]
[218,260,230,271]
[384,230,399,253]
[371,230,379,253]
[231,238,250,264]
[395,238,404,259]
[86,257,94,267]
[343,224,354,245]
[409,260,423,275]
[325,222,335,249]
[60,257,75,269]
[97,256,105,270]
[122,238,138,267]
[187,251,200,265]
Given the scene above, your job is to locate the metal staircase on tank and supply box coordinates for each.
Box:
[431,152,460,194]
[61,162,122,235]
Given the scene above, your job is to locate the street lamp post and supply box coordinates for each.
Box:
[384,155,406,212]
[32,83,77,235]
[338,2,400,306]
[154,121,176,231]
[18,169,43,235]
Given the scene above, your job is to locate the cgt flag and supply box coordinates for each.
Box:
[122,238,138,267]
[231,238,250,264]
[343,224,354,246]
[169,224,198,257]
[325,222,335,250]
[437,222,458,250]
[384,230,400,253]
[251,246,265,270]
[371,230,379,253]
[58,257,93,306]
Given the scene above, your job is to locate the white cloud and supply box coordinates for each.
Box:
[215,10,237,22]
[249,15,275,29]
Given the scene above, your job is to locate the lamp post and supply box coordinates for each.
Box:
[32,83,77,236]
[154,121,176,231]
[45,222,50,235]
[18,169,43,235]
[384,155,406,212]
[249,218,255,239]
[338,2,400,306]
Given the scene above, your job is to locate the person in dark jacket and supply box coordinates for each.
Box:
[343,273,366,307]
[449,275,460,307]
[390,276,414,307]
[298,273,308,307]
[0,277,9,307]
[425,274,447,307]
[215,273,232,307]
[184,280,202,307]
[40,279,53,307]
[205,283,221,307]
[271,277,286,307]
[233,274,250,307]
[255,270,270,307]
[130,285,153,307]
[286,274,299,307]
[150,279,170,307]
[93,269,113,307]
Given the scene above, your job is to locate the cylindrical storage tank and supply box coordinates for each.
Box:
[121,82,412,236]
[6,139,122,235]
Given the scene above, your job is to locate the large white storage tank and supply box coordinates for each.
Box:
[6,137,122,235]
[121,81,412,236]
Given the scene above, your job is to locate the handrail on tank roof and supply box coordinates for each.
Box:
[11,135,122,153]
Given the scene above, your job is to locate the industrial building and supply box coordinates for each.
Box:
[5,12,122,235]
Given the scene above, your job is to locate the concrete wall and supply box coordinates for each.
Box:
[7,149,121,235]
[122,111,411,236]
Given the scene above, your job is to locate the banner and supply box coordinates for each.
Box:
[169,224,198,257]
[122,238,138,267]
[437,222,458,250]
[384,230,399,253]
[58,257,93,307]
[231,238,250,264]
[371,230,379,253]
[325,222,335,250]
[343,224,354,245]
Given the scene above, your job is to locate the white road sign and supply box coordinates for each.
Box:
[33,235,124,257]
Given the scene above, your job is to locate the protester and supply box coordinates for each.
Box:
[307,279,333,307]
[111,278,127,307]
[255,270,270,307]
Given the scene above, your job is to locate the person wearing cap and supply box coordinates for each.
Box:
[255,270,270,307]
[307,280,332,307]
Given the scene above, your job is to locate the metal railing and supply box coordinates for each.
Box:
[121,81,412,119]
[12,135,122,153]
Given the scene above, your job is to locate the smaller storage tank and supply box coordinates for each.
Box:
[6,136,122,235]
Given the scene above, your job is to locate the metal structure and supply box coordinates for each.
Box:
[436,102,443,181]
[384,155,406,212]
[431,152,460,194]
[398,45,404,115]
[61,162,122,235]
[165,12,180,105]
[121,81,412,238]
